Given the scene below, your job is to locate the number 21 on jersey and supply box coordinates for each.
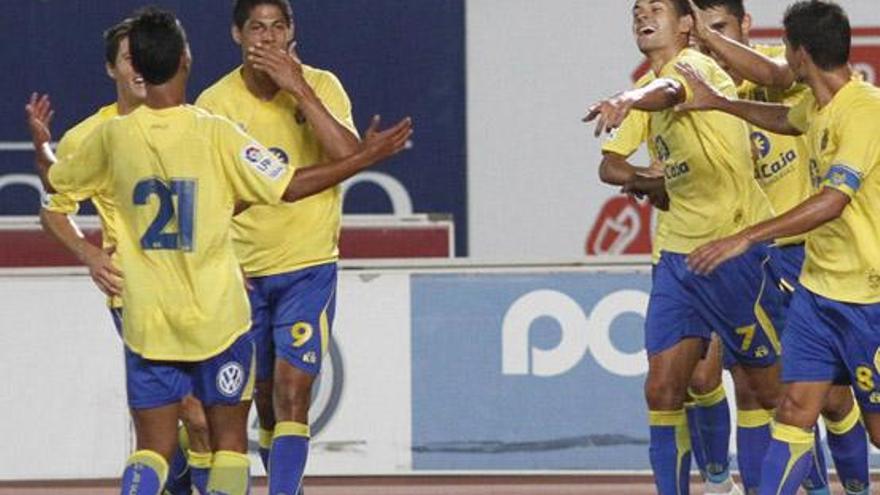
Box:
[133,178,197,251]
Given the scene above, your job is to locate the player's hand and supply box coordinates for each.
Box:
[361,115,414,163]
[583,92,636,138]
[686,0,713,42]
[81,244,124,297]
[673,63,727,112]
[25,93,54,147]
[248,42,310,98]
[622,173,669,211]
[687,233,753,275]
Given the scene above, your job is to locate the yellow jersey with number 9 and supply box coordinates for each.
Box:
[48,105,295,361]
[196,65,357,277]
[645,48,772,254]
[787,80,880,304]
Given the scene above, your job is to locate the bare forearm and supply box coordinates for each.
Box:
[295,88,360,159]
[702,31,794,89]
[283,148,375,202]
[39,209,94,262]
[599,153,648,186]
[716,98,801,136]
[35,142,57,192]
[743,190,847,244]
[629,79,685,112]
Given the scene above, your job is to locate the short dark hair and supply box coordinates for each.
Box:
[694,0,746,22]
[103,19,133,66]
[784,0,850,70]
[670,0,693,17]
[233,0,293,29]
[129,7,188,85]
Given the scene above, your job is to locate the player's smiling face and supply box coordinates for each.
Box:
[233,3,294,66]
[108,37,146,104]
[632,0,689,53]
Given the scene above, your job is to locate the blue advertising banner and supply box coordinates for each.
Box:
[411,270,653,470]
[0,1,468,254]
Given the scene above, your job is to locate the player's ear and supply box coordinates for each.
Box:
[106,62,118,82]
[741,13,752,36]
[232,25,243,46]
[680,12,694,35]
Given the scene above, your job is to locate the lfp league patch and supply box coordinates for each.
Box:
[241,144,286,180]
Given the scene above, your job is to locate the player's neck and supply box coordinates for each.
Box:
[646,43,685,74]
[144,83,186,110]
[807,65,853,109]
[242,65,281,101]
[115,95,140,116]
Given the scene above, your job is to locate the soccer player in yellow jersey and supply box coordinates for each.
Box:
[25,19,211,495]
[585,1,787,493]
[685,1,870,493]
[38,8,411,495]
[681,2,880,494]
[195,2,365,492]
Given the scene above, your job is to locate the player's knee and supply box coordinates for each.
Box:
[821,387,855,422]
[688,370,721,395]
[774,394,817,429]
[273,383,311,420]
[644,376,687,410]
[254,381,275,425]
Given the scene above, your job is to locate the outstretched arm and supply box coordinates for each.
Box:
[249,43,360,159]
[584,78,686,137]
[674,63,802,136]
[282,115,412,202]
[25,93,59,191]
[600,153,669,211]
[688,0,795,89]
[687,188,849,274]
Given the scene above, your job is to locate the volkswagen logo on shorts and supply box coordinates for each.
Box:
[217,362,246,397]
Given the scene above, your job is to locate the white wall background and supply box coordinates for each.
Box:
[466,0,880,261]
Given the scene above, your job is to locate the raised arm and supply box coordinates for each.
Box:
[688,0,795,89]
[25,93,59,191]
[674,63,802,136]
[584,78,686,137]
[249,43,360,159]
[282,116,412,202]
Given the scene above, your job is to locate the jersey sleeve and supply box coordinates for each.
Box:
[43,128,86,214]
[662,51,736,102]
[312,71,358,136]
[194,89,219,113]
[214,118,296,205]
[602,110,648,157]
[47,126,110,202]
[822,104,880,198]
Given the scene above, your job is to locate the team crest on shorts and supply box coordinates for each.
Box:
[217,362,246,397]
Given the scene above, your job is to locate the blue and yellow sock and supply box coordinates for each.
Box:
[801,426,830,494]
[163,426,192,495]
[207,450,250,495]
[120,450,168,495]
[685,401,708,477]
[649,409,691,495]
[825,404,870,495]
[737,409,773,493]
[690,385,731,483]
[268,421,310,495]
[259,427,274,471]
[758,422,815,495]
[188,449,212,495]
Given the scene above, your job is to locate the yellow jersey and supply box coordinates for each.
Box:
[48,105,295,360]
[645,48,773,255]
[600,85,667,262]
[44,103,124,307]
[196,65,357,277]
[787,80,880,304]
[738,44,814,246]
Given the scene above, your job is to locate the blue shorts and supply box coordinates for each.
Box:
[125,332,256,410]
[110,307,123,336]
[782,288,880,412]
[767,243,806,293]
[247,262,337,381]
[646,246,784,368]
